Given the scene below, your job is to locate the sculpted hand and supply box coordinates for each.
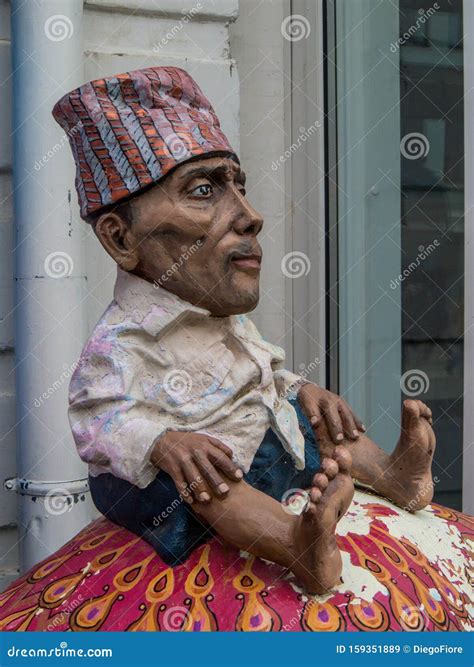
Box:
[298,383,366,448]
[149,431,243,504]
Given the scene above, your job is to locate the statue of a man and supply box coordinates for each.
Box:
[52,66,436,594]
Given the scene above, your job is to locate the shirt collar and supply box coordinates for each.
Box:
[113,267,212,336]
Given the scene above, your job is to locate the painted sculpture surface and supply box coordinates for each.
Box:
[0,492,472,632]
[46,66,443,596]
[2,66,472,629]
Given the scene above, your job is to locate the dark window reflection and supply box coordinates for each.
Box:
[400,0,464,509]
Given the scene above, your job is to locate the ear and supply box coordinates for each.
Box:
[94,212,139,271]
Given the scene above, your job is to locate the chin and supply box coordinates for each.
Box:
[209,287,259,317]
[226,286,260,315]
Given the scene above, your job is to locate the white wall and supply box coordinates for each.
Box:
[230,0,292,354]
[0,0,18,590]
[82,0,240,331]
[230,0,326,382]
[0,0,322,590]
[0,0,243,590]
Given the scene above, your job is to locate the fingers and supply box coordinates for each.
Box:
[338,404,359,440]
[172,470,195,505]
[208,449,244,482]
[205,436,234,458]
[180,458,212,503]
[299,391,323,427]
[351,411,366,433]
[193,450,230,497]
[308,404,323,428]
[321,400,344,443]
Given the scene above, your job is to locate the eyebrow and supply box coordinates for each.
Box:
[178,164,246,184]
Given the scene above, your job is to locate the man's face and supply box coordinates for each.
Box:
[117,156,263,316]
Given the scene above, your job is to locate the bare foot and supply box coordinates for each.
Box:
[380,399,436,511]
[291,447,354,594]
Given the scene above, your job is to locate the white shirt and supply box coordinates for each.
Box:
[68,268,306,488]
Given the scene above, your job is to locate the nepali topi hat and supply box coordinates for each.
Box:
[52,66,237,220]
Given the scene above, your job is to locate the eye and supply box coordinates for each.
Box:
[190,183,213,198]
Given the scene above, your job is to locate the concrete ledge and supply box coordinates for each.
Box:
[85,0,239,21]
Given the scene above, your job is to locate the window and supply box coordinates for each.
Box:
[326,0,464,509]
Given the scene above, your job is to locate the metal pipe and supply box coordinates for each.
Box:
[11,0,94,572]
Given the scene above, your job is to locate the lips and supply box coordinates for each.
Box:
[230,252,262,271]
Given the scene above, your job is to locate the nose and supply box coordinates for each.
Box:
[231,189,263,236]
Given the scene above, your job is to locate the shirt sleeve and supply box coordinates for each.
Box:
[68,344,165,489]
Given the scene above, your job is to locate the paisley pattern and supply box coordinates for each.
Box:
[0,491,472,632]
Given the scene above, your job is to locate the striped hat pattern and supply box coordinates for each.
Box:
[52,66,236,219]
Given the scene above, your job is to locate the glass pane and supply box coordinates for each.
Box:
[399,0,464,509]
[333,0,464,509]
[334,0,402,452]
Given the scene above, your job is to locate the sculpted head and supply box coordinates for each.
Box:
[52,66,262,315]
[90,155,264,317]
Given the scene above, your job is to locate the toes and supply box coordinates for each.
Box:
[320,457,339,480]
[416,400,432,420]
[333,445,352,473]
[402,399,420,432]
[309,487,322,504]
[403,399,420,417]
[312,472,329,492]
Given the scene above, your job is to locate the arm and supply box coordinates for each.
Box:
[68,351,165,488]
[297,383,366,450]
[269,343,365,445]
[69,345,243,496]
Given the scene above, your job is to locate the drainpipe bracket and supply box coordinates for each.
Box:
[4,477,90,497]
